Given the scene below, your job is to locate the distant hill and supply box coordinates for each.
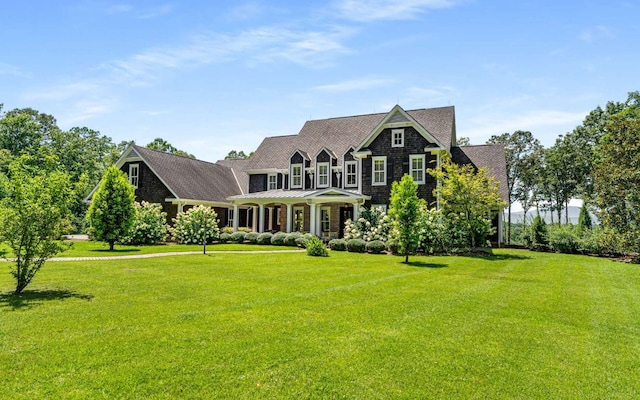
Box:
[508,206,599,225]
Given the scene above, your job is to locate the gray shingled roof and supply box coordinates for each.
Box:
[248,106,455,170]
[133,145,241,202]
[215,158,251,195]
[451,145,509,202]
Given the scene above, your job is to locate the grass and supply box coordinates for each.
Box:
[1,249,639,398]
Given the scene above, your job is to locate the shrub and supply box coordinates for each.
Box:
[387,241,399,255]
[284,232,302,246]
[271,232,287,246]
[343,207,390,242]
[171,205,219,244]
[230,231,246,243]
[120,201,168,245]
[218,232,231,244]
[220,226,234,234]
[295,233,313,248]
[347,239,366,253]
[548,224,579,254]
[245,232,258,244]
[306,236,328,257]
[257,232,273,245]
[366,240,387,254]
[530,215,548,250]
[329,239,347,251]
[238,227,253,233]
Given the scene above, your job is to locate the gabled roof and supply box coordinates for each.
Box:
[130,145,241,203]
[215,158,251,195]
[451,144,509,202]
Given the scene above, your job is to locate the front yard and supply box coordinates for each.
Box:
[1,249,638,398]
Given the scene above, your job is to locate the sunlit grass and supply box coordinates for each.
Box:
[1,250,638,398]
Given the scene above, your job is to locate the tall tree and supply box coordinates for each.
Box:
[487,131,541,243]
[389,174,423,263]
[86,165,136,250]
[224,150,252,160]
[0,155,73,294]
[146,137,195,158]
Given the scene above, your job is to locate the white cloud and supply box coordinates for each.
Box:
[334,0,459,22]
[0,62,28,77]
[578,25,614,43]
[313,77,393,92]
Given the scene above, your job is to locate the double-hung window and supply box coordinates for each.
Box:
[410,154,425,184]
[391,129,404,147]
[344,161,357,188]
[268,173,277,191]
[372,156,386,186]
[291,164,303,189]
[317,162,329,188]
[128,164,139,188]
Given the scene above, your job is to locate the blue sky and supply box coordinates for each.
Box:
[1,0,637,162]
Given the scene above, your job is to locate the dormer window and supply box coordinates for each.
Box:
[291,164,303,189]
[128,163,139,188]
[317,162,329,188]
[268,173,277,191]
[392,129,404,147]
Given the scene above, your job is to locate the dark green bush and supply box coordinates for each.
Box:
[347,239,366,253]
[366,240,387,254]
[329,239,347,251]
[306,236,328,257]
[218,232,231,243]
[271,232,287,246]
[230,231,246,243]
[257,232,273,245]
[284,232,302,246]
[245,232,258,244]
[548,224,579,254]
[530,215,548,250]
[387,241,399,255]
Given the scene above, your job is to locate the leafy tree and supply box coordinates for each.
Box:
[456,136,471,146]
[429,153,507,248]
[389,174,424,263]
[0,155,73,294]
[146,137,195,158]
[224,150,253,160]
[543,140,577,224]
[86,165,136,250]
[487,131,541,244]
[577,204,593,232]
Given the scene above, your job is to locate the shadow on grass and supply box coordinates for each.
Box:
[0,289,94,310]
[466,253,532,261]
[405,261,448,268]
[90,249,141,254]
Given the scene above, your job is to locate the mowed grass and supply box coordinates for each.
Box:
[1,250,639,399]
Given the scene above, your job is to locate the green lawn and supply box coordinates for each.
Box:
[1,250,639,399]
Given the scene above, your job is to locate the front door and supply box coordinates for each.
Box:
[339,206,354,238]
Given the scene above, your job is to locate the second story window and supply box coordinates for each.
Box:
[392,129,404,147]
[317,162,329,188]
[372,156,386,186]
[268,173,277,191]
[410,154,425,184]
[344,161,357,188]
[291,164,303,189]
[128,164,139,188]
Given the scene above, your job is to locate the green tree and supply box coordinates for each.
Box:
[86,165,136,250]
[429,153,507,248]
[146,137,195,158]
[577,203,592,232]
[456,136,471,146]
[0,155,73,294]
[224,150,252,160]
[389,174,423,263]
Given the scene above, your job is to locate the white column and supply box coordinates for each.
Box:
[252,206,258,232]
[268,207,273,231]
[178,203,184,213]
[232,204,239,231]
[353,202,360,221]
[259,204,265,233]
[309,203,317,236]
[286,204,293,233]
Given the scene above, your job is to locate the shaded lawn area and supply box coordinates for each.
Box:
[1,249,639,399]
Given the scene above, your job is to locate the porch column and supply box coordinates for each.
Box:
[259,204,265,233]
[178,203,184,213]
[309,203,317,236]
[232,204,239,231]
[353,202,360,221]
[268,207,273,231]
[286,204,293,233]
[252,206,258,232]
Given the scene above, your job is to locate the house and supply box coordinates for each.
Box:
[92,105,508,242]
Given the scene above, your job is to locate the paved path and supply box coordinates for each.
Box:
[0,249,305,262]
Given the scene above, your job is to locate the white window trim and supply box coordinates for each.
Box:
[316,162,330,188]
[372,156,387,186]
[391,129,404,148]
[344,161,358,188]
[268,173,277,191]
[290,163,303,189]
[128,163,139,189]
[320,207,331,233]
[409,154,426,184]
[227,209,234,227]
[373,204,387,213]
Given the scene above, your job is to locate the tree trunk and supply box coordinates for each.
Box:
[109,240,115,251]
[565,199,569,225]
[405,253,409,263]
[15,281,27,295]
[507,203,512,245]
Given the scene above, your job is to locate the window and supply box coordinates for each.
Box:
[128,164,139,188]
[410,154,425,184]
[344,161,357,188]
[373,204,387,213]
[291,164,303,189]
[294,207,304,232]
[268,173,277,191]
[372,156,386,186]
[227,209,234,227]
[276,207,282,226]
[391,129,404,147]
[321,207,330,233]
[317,162,329,188]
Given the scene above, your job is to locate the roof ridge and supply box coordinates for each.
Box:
[305,105,455,123]
[134,144,226,168]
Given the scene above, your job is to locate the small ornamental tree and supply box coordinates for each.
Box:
[577,203,593,232]
[87,165,136,250]
[120,201,168,245]
[388,174,424,263]
[171,205,219,244]
[0,155,73,294]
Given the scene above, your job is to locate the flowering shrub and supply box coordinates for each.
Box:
[120,201,168,245]
[306,236,328,257]
[343,207,390,242]
[271,232,287,245]
[171,205,220,244]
